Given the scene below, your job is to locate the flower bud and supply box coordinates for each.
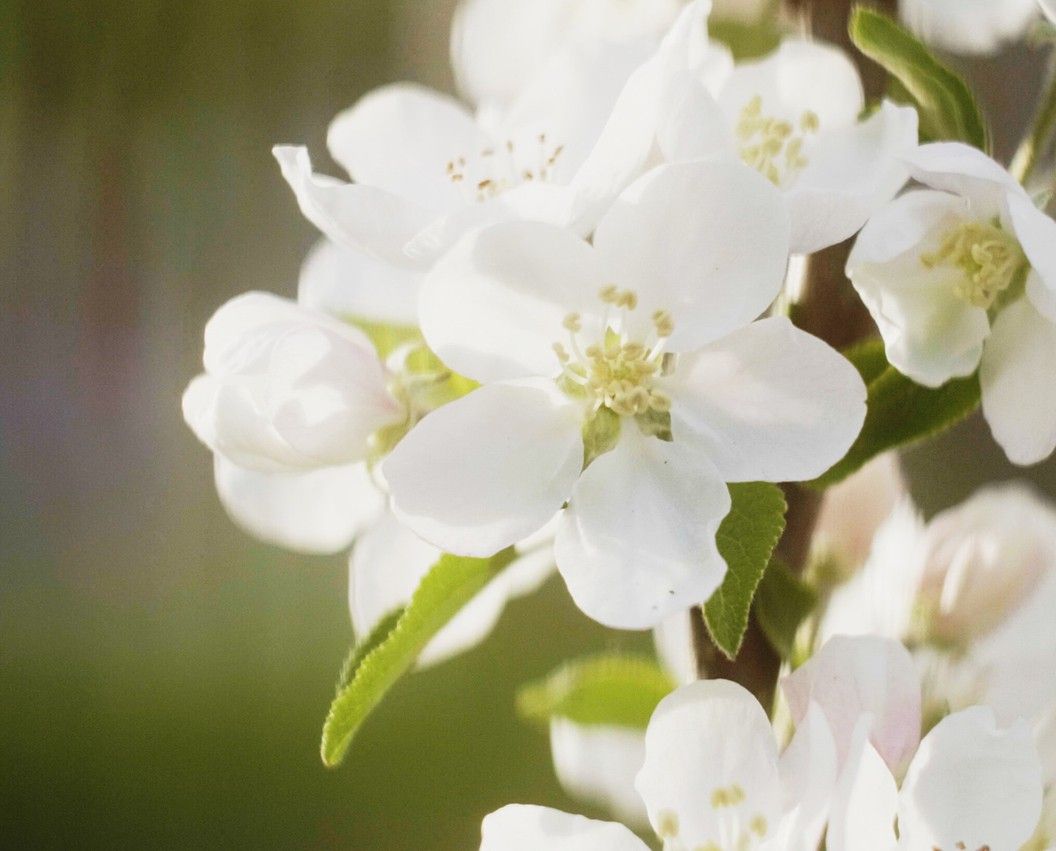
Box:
[917,484,1056,646]
[183,292,401,472]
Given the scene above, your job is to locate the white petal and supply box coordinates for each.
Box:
[899,0,1040,55]
[479,805,649,851]
[383,379,583,557]
[826,721,899,851]
[847,190,991,387]
[788,102,918,254]
[273,146,434,268]
[214,457,381,555]
[772,702,839,851]
[327,83,486,213]
[635,680,782,849]
[668,316,866,483]
[981,299,1056,465]
[898,707,1043,851]
[782,635,922,772]
[593,162,791,351]
[905,142,1025,219]
[1007,192,1056,321]
[653,612,699,686]
[419,221,603,383]
[297,239,421,327]
[554,431,731,630]
[550,719,649,828]
[817,500,927,645]
[718,38,864,132]
[1043,0,1056,24]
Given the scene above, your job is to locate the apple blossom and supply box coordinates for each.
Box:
[708,39,920,254]
[848,142,1056,465]
[900,0,1040,56]
[481,679,838,851]
[383,161,866,629]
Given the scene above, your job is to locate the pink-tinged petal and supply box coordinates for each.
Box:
[782,635,922,772]
[826,719,899,851]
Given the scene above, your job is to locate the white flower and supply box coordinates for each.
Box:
[900,0,1039,55]
[182,292,402,473]
[707,39,919,254]
[450,0,685,110]
[822,483,1056,647]
[274,47,673,269]
[848,142,1056,465]
[480,679,838,851]
[783,635,1044,851]
[1043,0,1056,24]
[383,161,866,629]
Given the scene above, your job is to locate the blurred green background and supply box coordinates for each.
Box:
[1,1,1054,848]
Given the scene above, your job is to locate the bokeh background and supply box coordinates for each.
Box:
[2,1,1053,848]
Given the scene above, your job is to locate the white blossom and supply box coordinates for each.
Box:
[481,678,838,851]
[848,142,1056,465]
[900,0,1040,55]
[383,161,865,629]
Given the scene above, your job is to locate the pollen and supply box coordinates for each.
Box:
[921,220,1027,309]
[444,132,565,202]
[736,95,820,187]
[554,289,676,422]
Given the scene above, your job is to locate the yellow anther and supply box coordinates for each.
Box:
[750,815,768,837]
[599,284,620,304]
[562,312,582,333]
[736,97,820,186]
[653,309,675,337]
[921,220,1027,309]
[656,810,680,839]
[552,342,570,363]
[800,110,820,133]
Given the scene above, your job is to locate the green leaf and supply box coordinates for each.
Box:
[703,482,788,660]
[754,559,817,660]
[334,608,404,694]
[321,549,515,768]
[811,339,980,488]
[849,6,989,151]
[517,655,675,730]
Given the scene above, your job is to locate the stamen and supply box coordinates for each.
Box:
[921,220,1027,309]
[737,95,820,186]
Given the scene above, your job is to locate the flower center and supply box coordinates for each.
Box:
[921,220,1027,310]
[736,95,820,187]
[445,133,565,202]
[553,286,675,419]
[655,785,770,851]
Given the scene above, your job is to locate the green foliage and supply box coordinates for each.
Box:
[517,655,675,730]
[703,482,788,660]
[321,549,515,768]
[754,559,817,660]
[849,6,989,151]
[811,339,981,488]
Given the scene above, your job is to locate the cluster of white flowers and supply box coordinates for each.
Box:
[182,0,1056,846]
